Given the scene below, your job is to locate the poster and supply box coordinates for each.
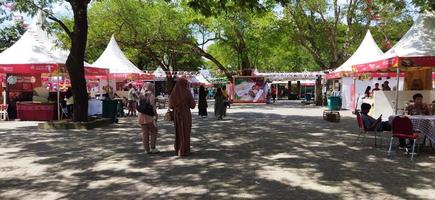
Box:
[233,76,266,103]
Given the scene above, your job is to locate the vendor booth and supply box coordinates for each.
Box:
[353,12,435,120]
[254,71,323,101]
[0,11,109,121]
[324,30,405,110]
[92,35,154,98]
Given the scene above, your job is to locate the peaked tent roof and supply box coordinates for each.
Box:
[326,30,384,79]
[354,12,435,72]
[0,11,108,77]
[92,35,144,76]
[0,12,63,73]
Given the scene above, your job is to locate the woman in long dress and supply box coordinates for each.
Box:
[198,86,208,117]
[214,88,225,120]
[169,78,196,156]
[138,82,159,154]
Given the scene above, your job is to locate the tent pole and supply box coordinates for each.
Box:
[394,67,400,115]
[57,68,60,120]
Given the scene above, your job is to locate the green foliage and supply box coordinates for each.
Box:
[84,0,203,71]
[0,20,26,52]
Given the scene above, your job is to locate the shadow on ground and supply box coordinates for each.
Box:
[0,101,434,199]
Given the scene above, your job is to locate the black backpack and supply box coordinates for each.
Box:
[137,99,155,116]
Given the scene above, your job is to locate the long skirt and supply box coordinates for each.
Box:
[174,108,192,156]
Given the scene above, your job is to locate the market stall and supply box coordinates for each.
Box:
[0,11,109,120]
[254,71,323,100]
[325,30,384,109]
[353,12,435,119]
[92,35,154,96]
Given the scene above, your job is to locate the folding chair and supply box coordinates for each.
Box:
[388,116,419,161]
[355,111,382,147]
[0,104,8,121]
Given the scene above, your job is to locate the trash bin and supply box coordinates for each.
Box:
[327,96,341,111]
[102,100,118,122]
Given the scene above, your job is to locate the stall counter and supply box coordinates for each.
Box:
[16,101,56,121]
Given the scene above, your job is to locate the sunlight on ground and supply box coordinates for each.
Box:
[406,187,435,200]
[257,166,341,194]
[1,189,64,200]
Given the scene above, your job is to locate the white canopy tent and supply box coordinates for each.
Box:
[327,30,392,110]
[353,12,435,117]
[0,12,64,69]
[92,35,144,80]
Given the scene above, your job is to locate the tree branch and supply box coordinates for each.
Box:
[27,2,73,39]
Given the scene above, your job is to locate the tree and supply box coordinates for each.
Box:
[0,20,26,52]
[10,0,91,122]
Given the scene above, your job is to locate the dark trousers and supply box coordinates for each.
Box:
[399,139,414,147]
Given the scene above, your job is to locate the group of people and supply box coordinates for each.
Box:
[197,85,230,120]
[137,78,231,156]
[360,93,431,150]
[364,81,391,98]
[137,78,195,156]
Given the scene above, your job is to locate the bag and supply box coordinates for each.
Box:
[137,99,155,116]
[164,109,174,121]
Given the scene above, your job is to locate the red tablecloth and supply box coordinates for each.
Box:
[16,102,56,121]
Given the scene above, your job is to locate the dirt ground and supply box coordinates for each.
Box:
[0,101,434,200]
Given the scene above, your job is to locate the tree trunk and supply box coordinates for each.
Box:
[66,2,89,122]
[315,76,323,106]
[234,28,251,70]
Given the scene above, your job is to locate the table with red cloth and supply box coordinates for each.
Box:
[389,115,435,144]
[16,102,56,121]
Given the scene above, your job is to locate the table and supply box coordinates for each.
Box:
[88,99,102,116]
[389,115,435,144]
[16,102,56,121]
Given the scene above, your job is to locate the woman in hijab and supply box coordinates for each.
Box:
[138,82,159,154]
[169,78,196,156]
[214,88,225,120]
[198,86,208,118]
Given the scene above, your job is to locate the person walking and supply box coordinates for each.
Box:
[198,86,208,118]
[127,84,137,116]
[222,85,230,109]
[138,82,159,154]
[169,78,196,156]
[214,88,225,120]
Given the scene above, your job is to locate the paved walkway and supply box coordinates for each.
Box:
[0,101,434,200]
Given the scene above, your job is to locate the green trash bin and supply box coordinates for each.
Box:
[327,96,342,111]
[102,100,118,121]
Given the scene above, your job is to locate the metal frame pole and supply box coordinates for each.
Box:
[394,67,400,115]
[57,67,60,120]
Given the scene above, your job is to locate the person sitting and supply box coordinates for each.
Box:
[372,83,381,92]
[360,103,391,131]
[406,93,430,115]
[382,81,391,91]
[363,86,371,98]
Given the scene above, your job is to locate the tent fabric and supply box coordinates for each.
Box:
[0,11,109,77]
[254,71,323,81]
[353,12,435,72]
[190,73,213,87]
[0,12,61,73]
[326,30,384,79]
[92,35,144,76]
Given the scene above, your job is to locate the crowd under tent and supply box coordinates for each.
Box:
[92,35,153,92]
[325,30,404,110]
[353,12,435,119]
[0,11,109,120]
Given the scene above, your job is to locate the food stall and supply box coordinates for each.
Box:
[325,30,389,110]
[353,12,435,120]
[254,71,323,100]
[92,35,154,98]
[0,11,110,120]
